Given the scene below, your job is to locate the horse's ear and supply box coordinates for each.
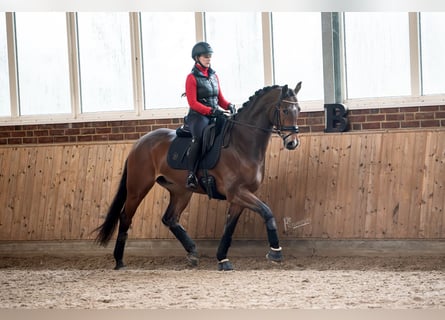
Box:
[281,85,289,97]
[294,82,302,95]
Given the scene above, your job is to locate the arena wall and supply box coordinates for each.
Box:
[1,109,444,244]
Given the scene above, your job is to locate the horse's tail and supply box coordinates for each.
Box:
[94,160,128,246]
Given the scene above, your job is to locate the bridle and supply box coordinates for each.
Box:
[273,99,300,141]
[227,98,300,142]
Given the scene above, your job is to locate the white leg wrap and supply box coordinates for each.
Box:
[218,258,230,263]
[270,246,282,251]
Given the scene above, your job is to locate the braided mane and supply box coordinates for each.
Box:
[237,85,294,113]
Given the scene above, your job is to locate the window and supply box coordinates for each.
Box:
[2,11,445,126]
[205,12,264,105]
[140,12,195,109]
[272,12,324,101]
[77,12,133,112]
[344,12,411,99]
[0,13,10,116]
[15,12,71,115]
[420,12,445,95]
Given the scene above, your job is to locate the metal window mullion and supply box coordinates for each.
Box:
[409,12,421,97]
[321,12,344,104]
[261,12,273,86]
[66,12,81,119]
[130,12,143,115]
[195,12,205,41]
[5,12,19,117]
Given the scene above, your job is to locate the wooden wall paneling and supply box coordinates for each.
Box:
[280,135,304,239]
[149,185,170,239]
[36,146,52,240]
[375,133,396,238]
[204,198,219,239]
[402,132,427,238]
[64,145,82,240]
[183,192,199,239]
[10,147,30,240]
[303,135,320,237]
[275,139,291,237]
[193,193,212,239]
[332,134,354,238]
[42,147,55,239]
[418,132,433,238]
[3,130,445,243]
[72,145,91,239]
[422,132,445,238]
[380,133,401,239]
[433,131,445,238]
[317,134,338,238]
[433,132,445,238]
[0,148,7,239]
[34,147,51,240]
[322,134,342,238]
[78,145,98,239]
[54,146,74,239]
[50,146,65,239]
[134,184,154,239]
[286,135,312,239]
[363,133,382,238]
[11,148,31,239]
[351,134,370,238]
[0,148,18,240]
[9,147,27,240]
[90,144,115,239]
[89,145,109,239]
[213,199,228,239]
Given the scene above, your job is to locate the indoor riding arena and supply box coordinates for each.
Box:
[1,10,445,310]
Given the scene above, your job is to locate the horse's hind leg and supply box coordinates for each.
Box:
[161,190,198,266]
[113,171,155,270]
[216,203,243,271]
[113,191,148,270]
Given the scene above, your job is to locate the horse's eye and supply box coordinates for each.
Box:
[282,109,289,115]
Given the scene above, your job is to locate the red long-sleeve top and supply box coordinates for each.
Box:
[185,64,231,116]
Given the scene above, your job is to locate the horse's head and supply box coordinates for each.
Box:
[273,82,302,150]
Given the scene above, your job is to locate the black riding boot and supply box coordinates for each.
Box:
[186,137,201,189]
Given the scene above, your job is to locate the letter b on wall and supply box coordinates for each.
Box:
[324,103,349,132]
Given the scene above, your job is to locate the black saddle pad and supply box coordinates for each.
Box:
[167,117,227,170]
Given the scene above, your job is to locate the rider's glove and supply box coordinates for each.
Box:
[228,104,236,114]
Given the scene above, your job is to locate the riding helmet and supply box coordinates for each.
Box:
[191,42,214,60]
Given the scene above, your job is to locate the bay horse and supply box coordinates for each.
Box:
[95,82,302,271]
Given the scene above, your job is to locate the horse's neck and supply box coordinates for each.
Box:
[230,112,273,162]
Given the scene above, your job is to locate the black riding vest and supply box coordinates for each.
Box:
[192,65,219,109]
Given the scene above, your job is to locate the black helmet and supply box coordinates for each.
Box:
[191,42,214,60]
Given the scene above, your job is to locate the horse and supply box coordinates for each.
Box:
[95,82,302,271]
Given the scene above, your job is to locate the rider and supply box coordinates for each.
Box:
[184,41,235,189]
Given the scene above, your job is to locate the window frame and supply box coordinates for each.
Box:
[1,11,445,126]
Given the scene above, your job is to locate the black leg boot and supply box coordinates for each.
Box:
[186,137,201,189]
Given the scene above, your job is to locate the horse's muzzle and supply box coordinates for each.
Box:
[284,135,300,150]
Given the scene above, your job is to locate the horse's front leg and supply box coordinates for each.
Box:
[216,203,243,271]
[233,191,283,264]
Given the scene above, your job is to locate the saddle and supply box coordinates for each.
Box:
[167,114,230,200]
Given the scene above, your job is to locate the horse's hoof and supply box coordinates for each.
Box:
[187,252,199,267]
[114,260,126,270]
[266,247,283,263]
[218,259,234,271]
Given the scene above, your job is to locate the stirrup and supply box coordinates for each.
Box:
[186,173,198,189]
